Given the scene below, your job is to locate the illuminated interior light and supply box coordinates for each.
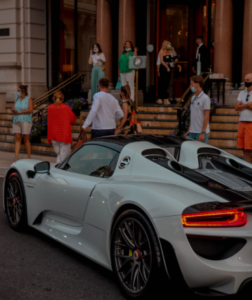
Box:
[181,209,247,228]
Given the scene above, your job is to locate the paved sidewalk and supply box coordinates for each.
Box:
[0,151,56,177]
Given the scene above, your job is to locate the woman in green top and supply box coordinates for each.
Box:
[118,41,138,101]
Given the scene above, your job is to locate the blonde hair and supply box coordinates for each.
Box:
[161,40,171,50]
[53,90,64,100]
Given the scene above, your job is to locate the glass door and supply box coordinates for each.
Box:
[163,5,189,98]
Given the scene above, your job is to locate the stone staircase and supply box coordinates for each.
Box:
[0,103,242,159]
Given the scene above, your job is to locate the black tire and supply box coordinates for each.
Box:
[111,209,165,299]
[5,172,27,231]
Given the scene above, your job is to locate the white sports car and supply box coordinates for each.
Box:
[3,135,252,298]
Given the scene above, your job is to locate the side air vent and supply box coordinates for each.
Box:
[198,148,221,155]
[142,149,167,157]
[119,157,131,169]
[187,235,247,261]
[168,160,183,172]
[226,158,240,169]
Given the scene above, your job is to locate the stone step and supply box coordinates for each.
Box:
[0,147,56,157]
[0,133,14,142]
[140,120,178,128]
[0,113,13,120]
[211,115,239,122]
[209,138,237,148]
[210,122,239,130]
[138,106,176,113]
[138,113,177,120]
[142,128,175,135]
[210,130,237,138]
[0,126,12,133]
[0,120,13,126]
[215,107,237,114]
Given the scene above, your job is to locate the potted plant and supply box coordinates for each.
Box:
[30,120,46,144]
[65,97,87,116]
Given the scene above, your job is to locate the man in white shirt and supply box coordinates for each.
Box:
[235,73,252,163]
[185,75,211,143]
[82,78,124,139]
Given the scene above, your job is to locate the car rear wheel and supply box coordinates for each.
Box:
[5,172,27,231]
[111,210,164,299]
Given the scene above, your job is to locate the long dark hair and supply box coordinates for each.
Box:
[92,43,102,54]
[123,41,135,53]
[19,85,28,96]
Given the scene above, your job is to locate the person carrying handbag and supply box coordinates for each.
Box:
[115,84,142,135]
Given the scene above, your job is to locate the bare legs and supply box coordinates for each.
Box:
[23,134,31,159]
[14,134,22,161]
[14,134,31,161]
[243,150,252,163]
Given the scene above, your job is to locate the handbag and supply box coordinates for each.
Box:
[116,77,122,90]
[102,64,106,71]
[72,129,87,153]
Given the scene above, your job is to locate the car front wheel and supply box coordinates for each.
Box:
[111,209,164,299]
[5,172,27,231]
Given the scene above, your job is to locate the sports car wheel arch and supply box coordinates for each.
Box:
[4,171,27,231]
[111,209,167,298]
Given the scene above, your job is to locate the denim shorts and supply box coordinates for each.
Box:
[188,132,210,144]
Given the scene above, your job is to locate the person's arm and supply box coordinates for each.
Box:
[133,47,138,57]
[235,100,250,112]
[82,97,101,129]
[156,51,161,76]
[88,50,93,65]
[118,54,121,76]
[115,101,124,121]
[68,106,77,125]
[160,50,170,72]
[97,53,106,64]
[115,103,128,135]
[184,126,190,137]
[198,110,210,142]
[14,97,33,115]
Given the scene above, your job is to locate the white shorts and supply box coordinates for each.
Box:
[12,121,32,135]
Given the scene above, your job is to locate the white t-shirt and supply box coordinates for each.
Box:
[83,91,124,130]
[237,89,252,122]
[92,53,106,66]
[190,91,211,134]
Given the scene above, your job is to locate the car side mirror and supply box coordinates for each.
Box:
[34,162,50,174]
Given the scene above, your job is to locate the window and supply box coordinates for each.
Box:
[63,144,118,178]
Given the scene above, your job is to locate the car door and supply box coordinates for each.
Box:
[35,144,118,222]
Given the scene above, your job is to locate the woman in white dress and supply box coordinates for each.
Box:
[88,43,106,101]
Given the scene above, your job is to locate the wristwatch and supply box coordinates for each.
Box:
[201,131,206,134]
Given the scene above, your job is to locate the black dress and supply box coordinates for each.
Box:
[158,54,172,100]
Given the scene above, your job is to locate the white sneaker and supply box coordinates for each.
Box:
[156,99,163,104]
[164,99,170,105]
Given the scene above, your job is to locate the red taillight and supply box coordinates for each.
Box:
[182,209,247,228]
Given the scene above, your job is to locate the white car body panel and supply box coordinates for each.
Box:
[4,136,252,295]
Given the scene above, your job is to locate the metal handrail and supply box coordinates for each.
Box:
[32,73,85,120]
[33,73,84,105]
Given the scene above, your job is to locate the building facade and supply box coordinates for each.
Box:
[0,0,251,104]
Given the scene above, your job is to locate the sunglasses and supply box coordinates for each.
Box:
[246,94,250,102]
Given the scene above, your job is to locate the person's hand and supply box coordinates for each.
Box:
[167,67,170,72]
[114,128,120,135]
[184,131,190,138]
[192,67,196,74]
[90,49,93,55]
[134,47,138,53]
[171,47,175,51]
[97,58,101,62]
[198,133,205,142]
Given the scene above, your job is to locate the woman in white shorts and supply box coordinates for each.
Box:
[12,85,33,161]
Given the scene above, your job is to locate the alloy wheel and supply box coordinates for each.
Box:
[113,218,152,294]
[6,176,23,226]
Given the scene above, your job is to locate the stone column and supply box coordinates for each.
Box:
[118,0,136,58]
[242,0,252,79]
[96,0,113,82]
[214,0,233,82]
